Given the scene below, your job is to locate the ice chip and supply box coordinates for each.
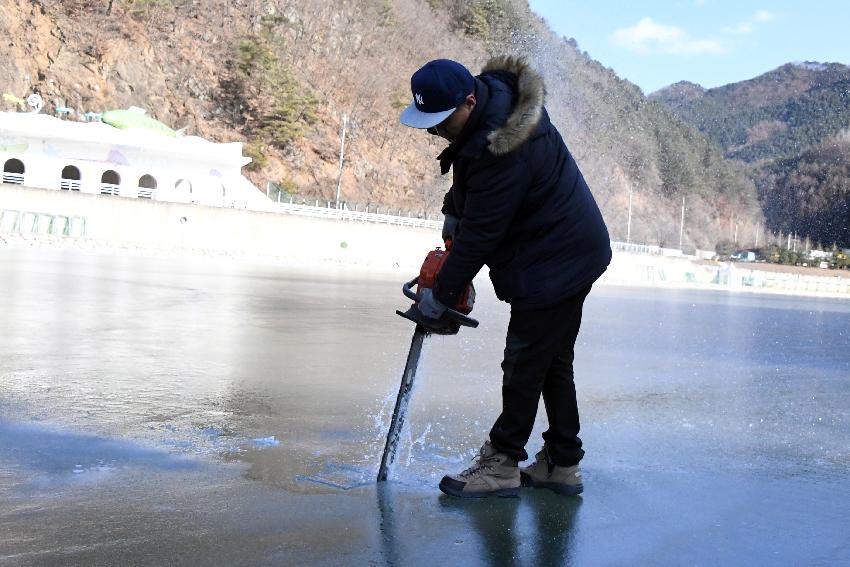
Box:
[252,436,280,448]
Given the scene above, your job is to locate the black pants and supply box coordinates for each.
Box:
[489,285,591,466]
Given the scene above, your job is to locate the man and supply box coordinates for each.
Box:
[399,57,611,498]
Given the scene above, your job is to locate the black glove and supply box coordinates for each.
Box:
[442,214,459,242]
[417,288,447,319]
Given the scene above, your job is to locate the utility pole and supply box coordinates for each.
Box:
[755,223,760,248]
[626,187,633,244]
[678,196,685,250]
[335,113,348,208]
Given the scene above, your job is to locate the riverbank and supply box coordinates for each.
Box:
[603,251,850,299]
[5,229,848,300]
[2,184,848,299]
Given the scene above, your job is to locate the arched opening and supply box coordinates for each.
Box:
[175,178,192,194]
[3,158,24,174]
[138,174,157,189]
[60,165,81,191]
[137,174,157,199]
[2,158,25,185]
[100,170,120,196]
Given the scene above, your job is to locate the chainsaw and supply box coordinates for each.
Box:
[377,241,478,482]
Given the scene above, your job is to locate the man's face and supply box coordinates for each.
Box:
[433,95,476,142]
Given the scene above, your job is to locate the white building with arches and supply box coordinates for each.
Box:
[1,111,270,210]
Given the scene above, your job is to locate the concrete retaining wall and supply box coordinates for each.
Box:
[0,185,441,271]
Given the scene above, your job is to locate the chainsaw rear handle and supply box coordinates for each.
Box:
[402,277,479,328]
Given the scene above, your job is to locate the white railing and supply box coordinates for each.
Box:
[611,241,662,255]
[2,172,25,185]
[60,180,81,191]
[100,183,120,196]
[273,202,442,230]
[137,188,155,199]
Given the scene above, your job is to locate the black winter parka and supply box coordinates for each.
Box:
[434,56,612,311]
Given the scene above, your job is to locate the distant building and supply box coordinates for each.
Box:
[0,111,270,209]
[808,250,832,260]
[730,250,756,262]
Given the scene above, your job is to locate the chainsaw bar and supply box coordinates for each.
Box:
[377,325,429,482]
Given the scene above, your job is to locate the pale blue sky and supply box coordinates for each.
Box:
[528,0,849,93]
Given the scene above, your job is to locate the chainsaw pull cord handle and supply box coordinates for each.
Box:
[402,277,479,328]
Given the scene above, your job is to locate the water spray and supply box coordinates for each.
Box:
[377,243,478,482]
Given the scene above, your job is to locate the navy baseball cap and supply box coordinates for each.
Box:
[400,59,475,129]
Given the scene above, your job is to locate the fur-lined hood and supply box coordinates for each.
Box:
[481,55,546,156]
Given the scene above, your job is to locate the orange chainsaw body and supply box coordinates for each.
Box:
[415,241,475,314]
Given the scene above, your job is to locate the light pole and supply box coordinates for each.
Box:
[626,187,633,244]
[679,196,685,250]
[335,113,348,208]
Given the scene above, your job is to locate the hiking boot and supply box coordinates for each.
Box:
[439,441,520,498]
[520,446,583,496]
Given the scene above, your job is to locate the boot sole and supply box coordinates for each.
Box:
[520,472,583,496]
[438,478,519,499]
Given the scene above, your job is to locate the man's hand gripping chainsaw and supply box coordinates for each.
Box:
[396,240,478,335]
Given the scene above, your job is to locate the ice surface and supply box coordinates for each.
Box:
[2,250,849,565]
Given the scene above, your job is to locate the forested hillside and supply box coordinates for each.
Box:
[758,131,850,248]
[0,0,764,249]
[653,62,850,246]
[652,63,850,163]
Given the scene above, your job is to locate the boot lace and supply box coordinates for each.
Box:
[457,448,499,479]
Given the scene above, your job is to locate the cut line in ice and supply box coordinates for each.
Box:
[294,462,371,490]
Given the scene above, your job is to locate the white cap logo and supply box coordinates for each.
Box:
[414,93,424,106]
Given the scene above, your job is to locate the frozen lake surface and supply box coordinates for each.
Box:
[1,249,849,566]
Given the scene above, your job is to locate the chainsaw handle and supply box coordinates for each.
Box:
[402,277,479,328]
[401,277,419,301]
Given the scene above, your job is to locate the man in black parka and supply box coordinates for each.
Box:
[400,57,611,498]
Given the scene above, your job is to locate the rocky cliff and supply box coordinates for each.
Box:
[1,0,764,249]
